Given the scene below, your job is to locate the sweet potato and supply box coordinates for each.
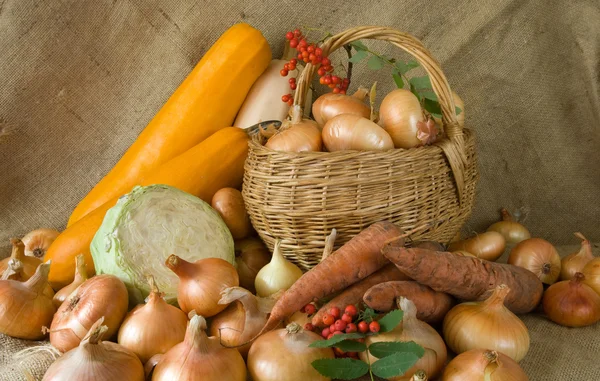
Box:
[363,281,454,323]
[312,265,411,326]
[382,245,543,314]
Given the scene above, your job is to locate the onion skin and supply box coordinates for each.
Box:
[312,89,370,127]
[265,120,322,152]
[52,254,88,308]
[560,233,594,281]
[542,273,600,327]
[22,228,60,258]
[508,238,561,284]
[248,324,334,381]
[49,274,129,352]
[211,188,252,240]
[235,238,271,293]
[322,114,394,152]
[379,89,426,149]
[0,238,42,280]
[486,208,531,244]
[582,257,600,296]
[442,284,530,362]
[0,262,55,340]
[442,349,528,381]
[448,232,506,262]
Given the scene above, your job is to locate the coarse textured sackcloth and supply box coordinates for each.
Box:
[0,0,599,379]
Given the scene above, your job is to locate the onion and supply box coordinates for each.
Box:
[312,87,370,127]
[235,238,271,293]
[247,323,334,381]
[211,188,252,240]
[322,114,394,151]
[442,349,527,381]
[52,254,88,308]
[0,238,42,280]
[117,275,188,363]
[560,232,594,281]
[442,284,530,362]
[151,314,246,381]
[361,298,447,380]
[285,310,312,327]
[209,287,274,358]
[582,257,600,296]
[254,239,303,297]
[0,262,55,340]
[165,254,239,317]
[508,238,561,284]
[542,272,600,327]
[380,89,436,149]
[486,208,531,244]
[265,105,322,152]
[22,228,60,258]
[43,317,144,381]
[447,231,506,261]
[49,274,129,352]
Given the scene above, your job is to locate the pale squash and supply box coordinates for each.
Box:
[67,23,271,226]
[46,127,250,289]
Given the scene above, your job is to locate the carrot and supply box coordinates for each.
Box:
[382,245,543,314]
[311,265,411,326]
[363,281,454,323]
[67,23,271,226]
[256,221,405,337]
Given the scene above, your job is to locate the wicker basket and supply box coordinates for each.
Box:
[242,26,479,271]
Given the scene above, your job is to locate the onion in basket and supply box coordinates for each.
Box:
[322,114,394,151]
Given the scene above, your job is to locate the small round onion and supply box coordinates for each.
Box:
[235,238,271,293]
[508,238,561,284]
[211,188,252,240]
[447,231,506,262]
[442,349,527,381]
[0,238,42,280]
[22,228,60,258]
[560,233,594,281]
[486,208,531,244]
[542,272,600,327]
[312,88,370,127]
[322,114,394,152]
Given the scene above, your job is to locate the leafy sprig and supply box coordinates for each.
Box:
[309,309,424,380]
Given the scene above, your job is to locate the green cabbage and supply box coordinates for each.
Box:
[91,184,234,305]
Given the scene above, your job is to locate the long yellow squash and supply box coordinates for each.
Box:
[67,23,270,226]
[46,127,250,289]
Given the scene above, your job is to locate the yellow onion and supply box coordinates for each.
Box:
[443,284,529,362]
[312,87,370,126]
[322,114,394,151]
[211,188,252,240]
[248,323,334,381]
[43,317,144,381]
[582,257,600,296]
[209,286,274,358]
[235,237,271,293]
[361,297,447,380]
[285,310,312,327]
[0,238,42,280]
[151,314,246,381]
[265,105,322,152]
[486,208,531,244]
[22,228,60,258]
[52,254,88,308]
[379,89,437,148]
[0,262,55,340]
[254,239,303,297]
[117,275,188,363]
[560,232,594,281]
[165,254,239,317]
[542,273,600,327]
[442,349,527,381]
[448,231,506,262]
[508,238,561,284]
[49,274,129,352]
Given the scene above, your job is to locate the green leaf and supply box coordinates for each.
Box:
[368,341,425,359]
[371,352,421,379]
[358,307,378,323]
[395,60,419,74]
[309,333,366,348]
[409,83,422,101]
[348,50,368,64]
[392,73,404,88]
[409,75,433,90]
[423,98,442,116]
[350,40,368,51]
[377,309,404,333]
[312,358,369,380]
[455,106,463,115]
[420,91,438,101]
[367,55,384,70]
[335,339,368,352]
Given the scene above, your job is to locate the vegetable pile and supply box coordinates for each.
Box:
[1,22,598,381]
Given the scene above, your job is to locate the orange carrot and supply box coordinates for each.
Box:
[312,265,410,326]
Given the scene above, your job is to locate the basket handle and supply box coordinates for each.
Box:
[293,26,469,202]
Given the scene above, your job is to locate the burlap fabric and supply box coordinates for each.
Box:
[1,0,599,379]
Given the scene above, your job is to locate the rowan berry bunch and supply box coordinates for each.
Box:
[280,28,350,105]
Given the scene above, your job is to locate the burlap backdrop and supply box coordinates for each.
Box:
[1,0,599,379]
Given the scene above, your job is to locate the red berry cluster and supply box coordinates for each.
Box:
[281,28,350,104]
[301,303,380,359]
